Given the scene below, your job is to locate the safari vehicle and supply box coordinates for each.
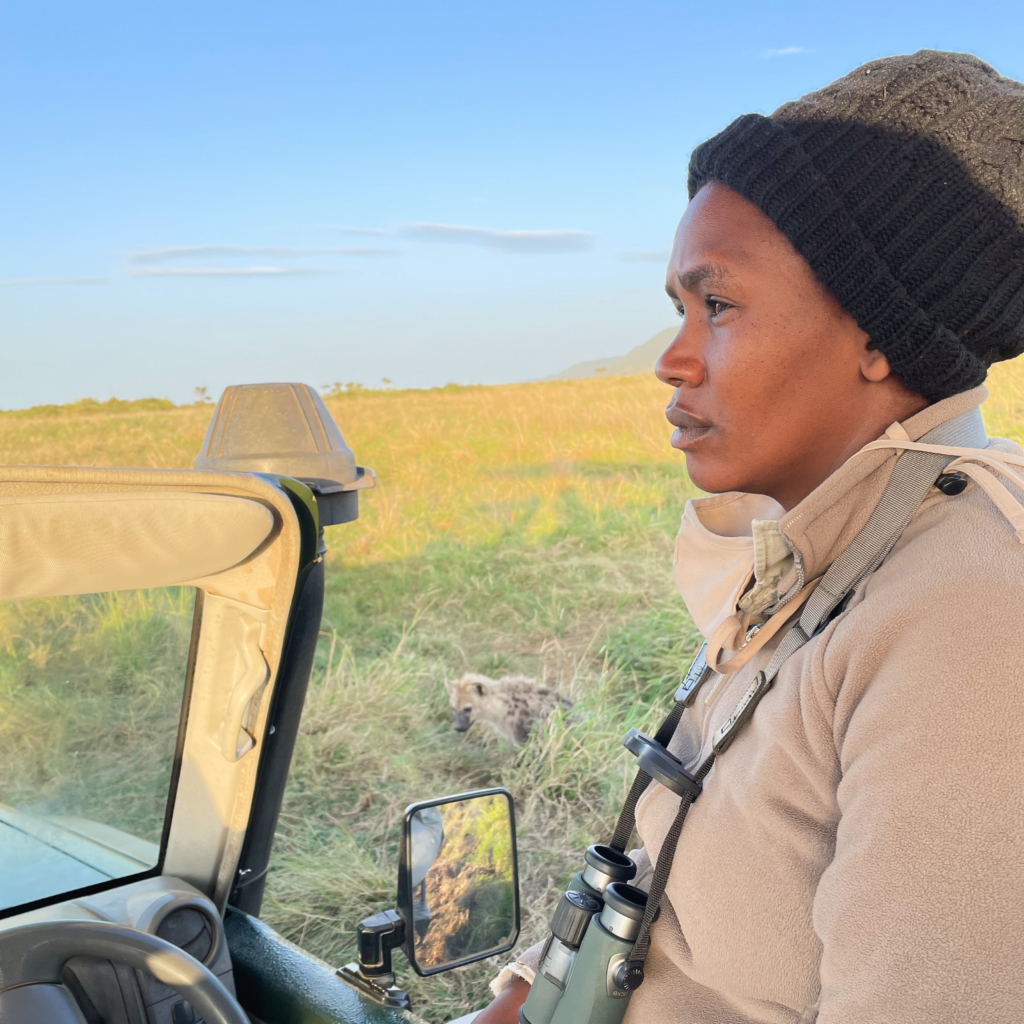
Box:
[0,384,519,1024]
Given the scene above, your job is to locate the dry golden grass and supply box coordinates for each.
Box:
[0,375,684,558]
[320,377,678,563]
[6,365,1022,558]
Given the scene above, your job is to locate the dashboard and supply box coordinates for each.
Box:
[0,876,235,1024]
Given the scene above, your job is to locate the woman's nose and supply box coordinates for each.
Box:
[655,324,705,388]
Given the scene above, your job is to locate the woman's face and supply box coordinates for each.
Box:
[657,181,923,510]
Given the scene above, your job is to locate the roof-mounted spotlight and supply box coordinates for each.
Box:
[194,383,374,526]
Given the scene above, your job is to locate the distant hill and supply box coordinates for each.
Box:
[545,326,676,380]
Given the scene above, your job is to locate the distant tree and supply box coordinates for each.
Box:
[381,378,393,389]
[321,381,367,397]
[193,386,212,403]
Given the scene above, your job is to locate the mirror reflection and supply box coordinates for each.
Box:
[407,792,516,973]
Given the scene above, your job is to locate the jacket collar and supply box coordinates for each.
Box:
[777,385,989,597]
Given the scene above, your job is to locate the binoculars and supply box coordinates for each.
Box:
[519,845,649,1024]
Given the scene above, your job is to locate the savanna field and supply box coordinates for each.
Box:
[4,365,1024,1021]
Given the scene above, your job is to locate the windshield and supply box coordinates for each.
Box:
[0,587,195,913]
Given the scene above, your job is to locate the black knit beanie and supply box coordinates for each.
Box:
[687,50,1024,402]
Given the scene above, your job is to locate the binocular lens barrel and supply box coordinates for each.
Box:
[521,888,602,1024]
[539,937,576,989]
[522,856,646,1024]
[546,887,646,1024]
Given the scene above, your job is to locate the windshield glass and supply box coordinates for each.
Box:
[0,587,195,913]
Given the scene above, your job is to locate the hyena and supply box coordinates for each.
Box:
[446,673,572,745]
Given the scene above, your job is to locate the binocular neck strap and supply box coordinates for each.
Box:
[625,750,715,965]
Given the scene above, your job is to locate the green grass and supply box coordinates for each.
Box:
[0,588,194,843]
[263,508,704,1021]
[3,365,1024,1021]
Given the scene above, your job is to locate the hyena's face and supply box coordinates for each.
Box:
[447,678,486,732]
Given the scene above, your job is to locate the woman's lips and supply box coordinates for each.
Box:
[666,407,712,450]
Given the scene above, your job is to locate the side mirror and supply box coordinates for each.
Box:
[400,788,520,975]
[338,788,519,1010]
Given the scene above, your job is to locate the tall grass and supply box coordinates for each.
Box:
[3,364,1023,1021]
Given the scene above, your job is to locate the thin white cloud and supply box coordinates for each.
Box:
[320,225,391,236]
[619,250,671,263]
[762,46,805,58]
[0,276,104,287]
[126,266,352,278]
[404,222,595,253]
[130,244,397,265]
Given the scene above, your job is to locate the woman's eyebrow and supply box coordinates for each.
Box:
[676,261,732,291]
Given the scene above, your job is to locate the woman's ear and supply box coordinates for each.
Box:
[859,339,894,383]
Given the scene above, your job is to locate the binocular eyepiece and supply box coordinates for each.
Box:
[597,882,648,942]
[578,845,635,897]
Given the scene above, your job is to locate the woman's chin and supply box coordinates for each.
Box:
[684,456,751,497]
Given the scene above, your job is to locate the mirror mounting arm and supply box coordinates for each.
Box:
[357,908,406,983]
[338,909,411,1010]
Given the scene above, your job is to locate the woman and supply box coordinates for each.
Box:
[479,50,1024,1023]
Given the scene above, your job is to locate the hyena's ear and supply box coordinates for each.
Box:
[444,679,455,695]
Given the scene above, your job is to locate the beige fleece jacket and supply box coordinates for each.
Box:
[502,388,1024,1023]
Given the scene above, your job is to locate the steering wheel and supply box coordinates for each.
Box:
[0,920,248,1024]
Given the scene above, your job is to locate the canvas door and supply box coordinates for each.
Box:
[0,465,310,914]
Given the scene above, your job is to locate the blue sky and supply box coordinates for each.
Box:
[2,0,1023,408]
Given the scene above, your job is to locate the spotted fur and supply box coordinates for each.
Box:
[446,673,572,745]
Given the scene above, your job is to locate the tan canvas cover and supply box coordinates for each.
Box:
[0,491,274,599]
